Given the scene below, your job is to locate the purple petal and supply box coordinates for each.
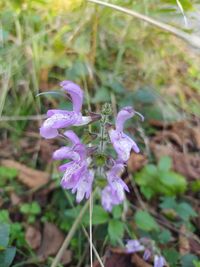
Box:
[154,255,166,267]
[40,112,77,139]
[109,129,137,162]
[126,240,145,253]
[63,130,81,145]
[115,106,134,132]
[47,109,71,117]
[60,81,83,113]
[53,147,80,161]
[73,115,92,126]
[143,249,151,261]
[72,170,94,202]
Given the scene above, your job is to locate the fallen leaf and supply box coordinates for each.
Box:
[10,192,21,206]
[128,152,147,173]
[1,160,50,189]
[37,222,71,264]
[131,254,152,267]
[25,226,41,250]
[179,225,190,255]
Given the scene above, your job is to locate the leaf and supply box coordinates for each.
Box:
[92,206,109,225]
[163,248,180,266]
[159,229,172,244]
[0,224,10,249]
[0,167,18,180]
[134,210,159,232]
[176,202,197,221]
[0,247,16,267]
[108,220,124,243]
[158,156,172,172]
[1,160,49,189]
[181,254,198,267]
[160,171,187,194]
[112,206,122,219]
[31,202,41,215]
[0,211,10,224]
[159,197,177,210]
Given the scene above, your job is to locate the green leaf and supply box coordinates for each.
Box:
[158,229,172,244]
[0,247,16,267]
[159,197,177,210]
[112,206,122,219]
[0,211,10,224]
[0,167,18,180]
[92,206,109,225]
[160,172,187,194]
[158,156,172,172]
[0,224,10,249]
[193,260,200,267]
[134,210,159,232]
[181,254,198,267]
[30,202,41,215]
[176,202,197,221]
[163,248,180,266]
[108,220,124,244]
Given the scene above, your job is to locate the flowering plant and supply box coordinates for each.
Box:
[40,80,143,211]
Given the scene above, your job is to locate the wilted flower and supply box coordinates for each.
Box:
[40,81,91,139]
[126,240,145,253]
[109,106,143,162]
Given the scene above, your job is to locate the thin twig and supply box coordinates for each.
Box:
[87,0,200,49]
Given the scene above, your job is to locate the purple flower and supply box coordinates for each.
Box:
[109,106,143,162]
[40,81,91,139]
[53,130,93,201]
[101,185,123,212]
[106,163,129,201]
[72,170,94,202]
[143,249,151,261]
[154,255,166,267]
[126,240,145,253]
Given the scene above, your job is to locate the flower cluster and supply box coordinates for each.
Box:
[126,239,166,267]
[40,81,143,211]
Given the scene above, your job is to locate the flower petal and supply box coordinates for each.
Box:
[40,112,78,139]
[116,106,134,132]
[63,130,81,144]
[53,147,80,161]
[60,81,83,113]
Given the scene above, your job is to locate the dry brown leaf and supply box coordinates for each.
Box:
[10,192,21,206]
[128,152,147,173]
[179,225,190,255]
[37,222,71,264]
[25,226,41,250]
[1,159,50,189]
[131,254,152,267]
